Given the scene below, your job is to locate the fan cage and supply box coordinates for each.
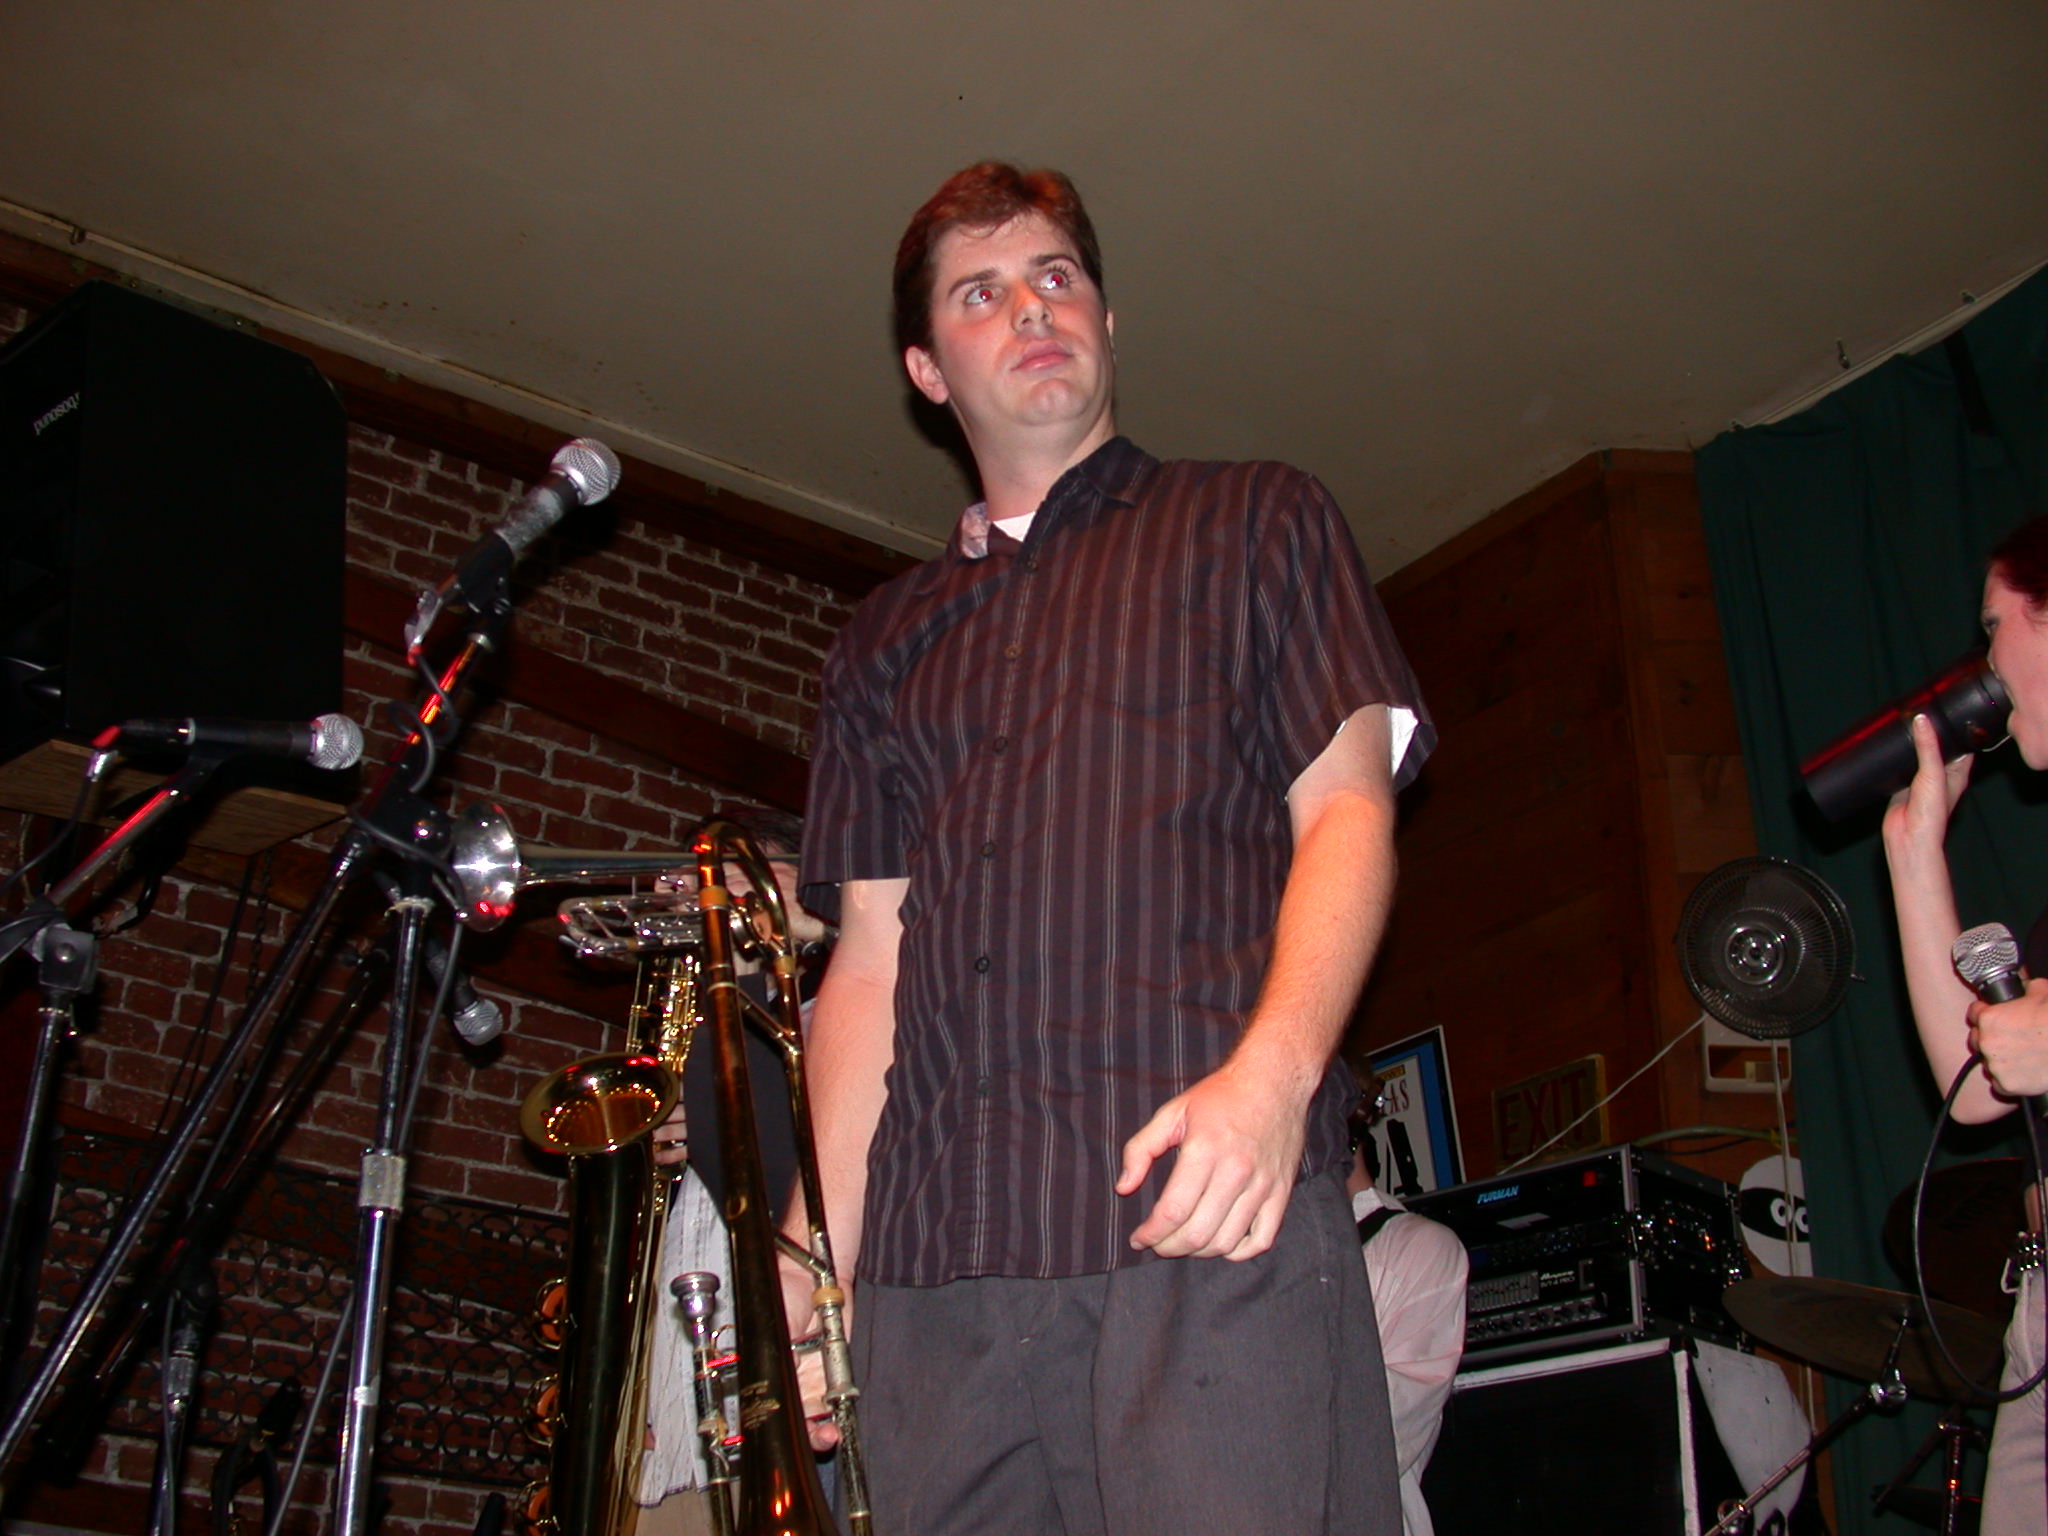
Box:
[1677,856,1854,1039]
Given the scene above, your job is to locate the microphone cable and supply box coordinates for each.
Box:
[1498,1011,1709,1173]
[1907,1053,2048,1407]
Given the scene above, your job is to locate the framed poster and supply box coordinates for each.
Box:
[1364,1027,1464,1197]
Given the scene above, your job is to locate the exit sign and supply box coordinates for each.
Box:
[1492,1054,1608,1166]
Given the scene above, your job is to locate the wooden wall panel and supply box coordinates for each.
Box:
[1356,452,1773,1188]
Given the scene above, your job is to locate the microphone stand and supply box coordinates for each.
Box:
[1869,1406,1983,1536]
[0,807,372,1484]
[0,600,512,1525]
[0,750,216,1301]
[32,936,395,1479]
[1705,1319,1913,1536]
[146,1260,217,1536]
[0,919,95,1369]
[328,606,512,1536]
[0,752,234,1421]
[331,846,441,1536]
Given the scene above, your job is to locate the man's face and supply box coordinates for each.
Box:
[904,211,1115,454]
[726,855,829,948]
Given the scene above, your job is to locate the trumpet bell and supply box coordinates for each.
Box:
[451,803,524,928]
[451,802,699,932]
[519,1053,678,1156]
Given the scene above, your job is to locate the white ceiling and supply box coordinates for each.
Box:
[3,2,2044,577]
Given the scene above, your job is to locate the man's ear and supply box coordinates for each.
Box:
[905,345,949,405]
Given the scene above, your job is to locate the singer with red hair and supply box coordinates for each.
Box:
[1884,514,2048,1534]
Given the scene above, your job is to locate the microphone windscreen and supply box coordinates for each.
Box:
[1953,921,2023,997]
[553,437,621,505]
[309,713,365,770]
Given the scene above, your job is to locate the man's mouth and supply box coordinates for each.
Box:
[1015,342,1071,371]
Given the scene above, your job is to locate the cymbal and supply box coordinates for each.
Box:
[1723,1276,2005,1404]
[1883,1158,2028,1320]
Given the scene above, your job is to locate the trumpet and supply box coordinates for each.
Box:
[448,807,868,1536]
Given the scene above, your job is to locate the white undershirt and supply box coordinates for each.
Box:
[994,509,1036,542]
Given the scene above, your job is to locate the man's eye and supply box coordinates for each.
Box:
[965,285,996,305]
[1040,268,1072,290]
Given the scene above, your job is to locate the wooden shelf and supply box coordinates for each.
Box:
[0,737,345,857]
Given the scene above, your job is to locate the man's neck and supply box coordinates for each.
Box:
[970,417,1118,524]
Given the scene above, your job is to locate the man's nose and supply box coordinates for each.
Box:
[1012,286,1051,329]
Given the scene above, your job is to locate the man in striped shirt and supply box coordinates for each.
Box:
[789,162,1434,1536]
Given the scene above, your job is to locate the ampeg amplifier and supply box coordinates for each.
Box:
[1406,1145,1748,1368]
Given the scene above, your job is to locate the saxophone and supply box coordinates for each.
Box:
[521,932,699,1536]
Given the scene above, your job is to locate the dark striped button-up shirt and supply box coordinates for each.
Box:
[803,437,1433,1284]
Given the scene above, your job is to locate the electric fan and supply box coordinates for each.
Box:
[1676,856,1855,1039]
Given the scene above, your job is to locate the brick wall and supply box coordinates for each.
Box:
[0,294,865,1534]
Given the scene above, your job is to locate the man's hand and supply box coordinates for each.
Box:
[1115,707,1396,1263]
[651,1099,688,1167]
[779,1252,844,1452]
[1969,978,2048,1100]
[1117,1056,1310,1260]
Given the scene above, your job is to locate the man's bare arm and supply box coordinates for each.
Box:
[776,875,904,1448]
[1119,705,1398,1259]
[782,875,906,1271]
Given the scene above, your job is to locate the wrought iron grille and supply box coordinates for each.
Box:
[35,1125,566,1492]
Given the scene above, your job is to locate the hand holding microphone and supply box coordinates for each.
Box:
[1952,922,2048,1111]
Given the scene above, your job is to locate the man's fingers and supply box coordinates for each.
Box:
[1128,1139,1218,1250]
[1224,1189,1286,1261]
[1179,1180,1264,1260]
[791,1348,842,1451]
[1134,1149,1272,1257]
[1116,1099,1184,1196]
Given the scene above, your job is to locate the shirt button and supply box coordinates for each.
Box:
[1003,643,1022,659]
[992,735,1009,753]
[975,1075,992,1095]
[974,955,991,973]
[1023,556,1039,572]
[980,841,996,858]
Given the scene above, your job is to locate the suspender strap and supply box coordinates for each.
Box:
[1355,1206,1400,1247]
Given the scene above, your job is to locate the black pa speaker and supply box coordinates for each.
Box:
[0,281,345,761]
[1421,1343,1763,1536]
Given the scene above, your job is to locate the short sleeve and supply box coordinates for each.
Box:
[1249,471,1434,792]
[799,616,911,925]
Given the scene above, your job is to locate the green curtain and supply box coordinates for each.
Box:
[1696,269,2048,1531]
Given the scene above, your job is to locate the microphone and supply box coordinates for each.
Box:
[375,873,507,1045]
[407,437,622,649]
[440,959,505,1047]
[1801,651,2009,820]
[94,713,364,770]
[1953,921,2025,1004]
[1952,922,2048,1116]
